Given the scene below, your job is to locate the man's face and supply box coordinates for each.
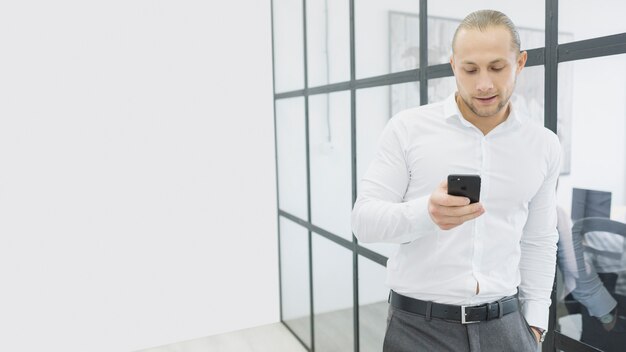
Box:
[450,26,527,119]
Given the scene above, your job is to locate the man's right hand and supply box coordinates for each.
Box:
[601,307,618,332]
[428,180,485,230]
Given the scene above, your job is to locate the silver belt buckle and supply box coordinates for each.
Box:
[461,305,479,324]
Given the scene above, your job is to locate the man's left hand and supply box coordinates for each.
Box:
[530,326,542,343]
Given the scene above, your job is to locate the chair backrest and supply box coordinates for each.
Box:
[571,217,626,293]
[572,217,626,239]
[571,188,612,221]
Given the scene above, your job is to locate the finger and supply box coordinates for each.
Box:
[438,207,485,226]
[432,183,471,207]
[436,193,471,207]
[457,207,485,223]
[435,203,483,217]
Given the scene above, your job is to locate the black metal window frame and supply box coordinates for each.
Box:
[270,0,626,351]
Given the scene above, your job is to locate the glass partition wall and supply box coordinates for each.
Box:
[272,1,626,351]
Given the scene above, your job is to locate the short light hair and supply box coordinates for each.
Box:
[452,10,521,53]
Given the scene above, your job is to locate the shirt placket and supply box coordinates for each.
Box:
[470,134,489,303]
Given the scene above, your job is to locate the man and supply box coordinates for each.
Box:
[351,10,561,351]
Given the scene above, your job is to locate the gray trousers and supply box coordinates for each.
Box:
[383,304,540,352]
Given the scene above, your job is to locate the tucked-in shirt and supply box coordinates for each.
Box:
[351,92,561,330]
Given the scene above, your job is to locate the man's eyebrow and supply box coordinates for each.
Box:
[460,58,507,65]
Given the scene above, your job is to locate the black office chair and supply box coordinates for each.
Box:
[571,217,626,352]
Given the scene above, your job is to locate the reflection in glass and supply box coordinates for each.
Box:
[556,215,626,352]
[273,0,304,93]
[309,92,352,241]
[555,55,626,352]
[355,0,419,79]
[512,65,545,128]
[428,76,455,103]
[382,5,547,67]
[280,217,311,347]
[560,0,626,44]
[355,83,419,258]
[276,97,308,220]
[390,80,420,116]
[312,234,353,351]
[306,0,350,87]
[358,255,389,352]
[388,11,421,73]
[427,1,545,65]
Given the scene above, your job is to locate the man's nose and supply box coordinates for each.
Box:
[475,73,494,92]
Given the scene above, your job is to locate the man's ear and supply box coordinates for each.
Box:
[449,55,456,75]
[516,50,528,74]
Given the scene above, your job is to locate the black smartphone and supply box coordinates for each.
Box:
[447,174,481,204]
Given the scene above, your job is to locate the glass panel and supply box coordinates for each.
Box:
[511,65,545,128]
[427,76,455,103]
[355,0,419,79]
[560,0,626,44]
[280,217,311,347]
[306,0,350,87]
[276,97,308,220]
[355,83,419,257]
[555,54,626,352]
[358,255,389,352]
[427,2,545,65]
[273,0,304,93]
[309,91,352,241]
[312,234,353,351]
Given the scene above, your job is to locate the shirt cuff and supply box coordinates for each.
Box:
[521,300,550,331]
[405,195,437,240]
[585,289,618,317]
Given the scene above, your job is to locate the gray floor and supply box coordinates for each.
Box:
[284,301,389,352]
[135,300,389,352]
[135,323,306,352]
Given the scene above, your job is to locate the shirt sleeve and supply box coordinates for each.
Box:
[518,132,562,330]
[556,207,617,317]
[351,116,436,244]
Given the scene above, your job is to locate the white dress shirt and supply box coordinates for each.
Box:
[351,92,561,330]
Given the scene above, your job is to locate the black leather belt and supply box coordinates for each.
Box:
[389,290,519,324]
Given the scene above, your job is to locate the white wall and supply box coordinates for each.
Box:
[0,1,277,352]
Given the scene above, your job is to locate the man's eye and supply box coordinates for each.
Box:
[465,69,477,74]
[492,67,504,71]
